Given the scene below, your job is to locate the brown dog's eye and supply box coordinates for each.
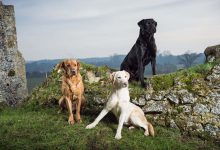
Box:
[67,64,70,67]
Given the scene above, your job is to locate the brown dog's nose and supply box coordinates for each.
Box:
[71,70,76,75]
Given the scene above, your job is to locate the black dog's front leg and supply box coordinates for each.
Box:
[137,52,146,87]
[151,58,156,75]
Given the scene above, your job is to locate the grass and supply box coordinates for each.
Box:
[0,105,219,150]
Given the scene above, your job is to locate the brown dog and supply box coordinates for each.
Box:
[57,59,85,124]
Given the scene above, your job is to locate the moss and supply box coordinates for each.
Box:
[8,69,15,77]
[151,74,175,91]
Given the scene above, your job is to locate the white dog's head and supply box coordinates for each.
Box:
[110,70,130,88]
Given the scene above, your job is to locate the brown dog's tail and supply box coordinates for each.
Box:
[148,122,155,137]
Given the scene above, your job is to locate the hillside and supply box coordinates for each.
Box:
[26,53,205,73]
[2,58,220,149]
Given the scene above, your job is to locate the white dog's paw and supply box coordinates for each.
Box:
[115,134,122,140]
[86,123,96,129]
[144,131,149,136]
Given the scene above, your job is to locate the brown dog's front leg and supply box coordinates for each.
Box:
[76,95,82,123]
[65,97,74,125]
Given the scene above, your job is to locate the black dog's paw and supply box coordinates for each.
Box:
[141,82,148,88]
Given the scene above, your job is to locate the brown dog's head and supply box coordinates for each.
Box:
[138,18,157,34]
[57,59,80,77]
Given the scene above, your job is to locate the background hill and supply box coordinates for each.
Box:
[26,53,205,93]
[26,53,205,73]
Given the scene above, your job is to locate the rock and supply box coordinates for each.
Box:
[178,105,192,114]
[178,89,196,104]
[204,124,219,136]
[0,3,28,105]
[170,119,179,129]
[142,100,169,114]
[166,92,179,104]
[211,99,220,115]
[132,96,146,106]
[204,44,220,62]
[93,97,106,105]
[206,64,220,89]
[193,104,210,114]
[151,91,166,101]
[86,71,101,84]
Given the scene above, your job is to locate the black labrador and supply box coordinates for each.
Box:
[120,19,157,87]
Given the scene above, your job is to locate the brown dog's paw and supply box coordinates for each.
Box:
[68,116,74,125]
[77,119,82,123]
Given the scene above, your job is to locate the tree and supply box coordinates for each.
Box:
[178,51,201,68]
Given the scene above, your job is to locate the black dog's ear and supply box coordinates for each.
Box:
[138,19,145,28]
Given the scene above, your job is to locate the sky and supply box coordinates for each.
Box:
[2,0,220,60]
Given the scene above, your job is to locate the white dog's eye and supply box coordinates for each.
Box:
[125,76,127,78]
[117,76,121,79]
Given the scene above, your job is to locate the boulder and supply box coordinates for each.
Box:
[204,44,220,62]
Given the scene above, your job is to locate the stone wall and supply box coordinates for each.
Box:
[0,2,28,105]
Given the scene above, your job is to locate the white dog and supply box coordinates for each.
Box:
[86,70,154,140]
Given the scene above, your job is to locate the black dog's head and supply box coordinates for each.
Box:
[138,19,157,34]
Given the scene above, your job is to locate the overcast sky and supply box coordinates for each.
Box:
[3,0,220,60]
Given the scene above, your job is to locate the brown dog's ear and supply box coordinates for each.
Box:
[56,61,65,73]
[138,19,145,28]
[77,61,80,71]
[109,72,116,84]
[124,70,130,80]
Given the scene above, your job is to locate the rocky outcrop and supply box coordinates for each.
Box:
[86,60,220,139]
[0,2,27,105]
[204,44,220,62]
[28,45,220,140]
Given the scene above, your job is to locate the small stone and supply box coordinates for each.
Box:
[211,100,220,115]
[93,97,106,105]
[132,96,146,106]
[204,124,219,136]
[170,119,179,129]
[166,93,179,104]
[178,89,196,104]
[193,104,210,114]
[142,100,168,114]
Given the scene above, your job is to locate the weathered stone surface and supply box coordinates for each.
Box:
[178,105,192,114]
[204,44,220,62]
[166,92,179,104]
[210,100,220,115]
[193,104,210,114]
[132,96,146,106]
[170,119,179,129]
[178,89,196,104]
[0,3,27,105]
[85,71,101,84]
[204,124,219,136]
[142,100,168,114]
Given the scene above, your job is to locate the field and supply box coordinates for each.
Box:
[0,105,218,150]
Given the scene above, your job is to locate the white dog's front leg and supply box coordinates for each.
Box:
[86,108,109,129]
[115,113,126,140]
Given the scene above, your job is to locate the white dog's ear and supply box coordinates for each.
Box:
[109,72,116,84]
[124,70,130,80]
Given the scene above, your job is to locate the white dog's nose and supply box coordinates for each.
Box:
[123,83,128,87]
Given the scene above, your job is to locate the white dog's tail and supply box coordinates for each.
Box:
[148,122,155,137]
